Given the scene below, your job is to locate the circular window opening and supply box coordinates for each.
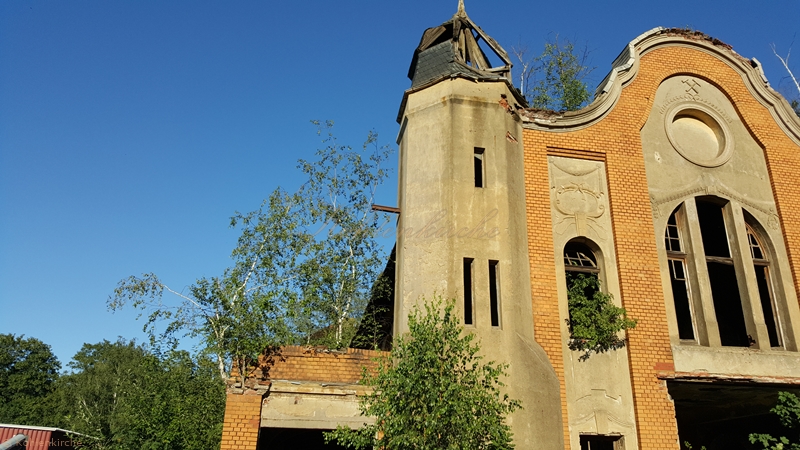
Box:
[665,105,733,167]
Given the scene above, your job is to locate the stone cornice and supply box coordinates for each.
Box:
[521,27,800,147]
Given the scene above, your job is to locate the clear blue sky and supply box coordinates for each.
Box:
[2,0,798,366]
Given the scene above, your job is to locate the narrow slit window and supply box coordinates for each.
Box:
[463,258,474,325]
[489,260,500,327]
[474,147,485,188]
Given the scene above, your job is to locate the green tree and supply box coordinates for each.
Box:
[57,339,224,450]
[293,120,392,348]
[513,36,594,111]
[108,122,392,385]
[108,187,302,385]
[0,334,61,426]
[325,295,521,450]
[566,274,637,360]
[750,392,800,450]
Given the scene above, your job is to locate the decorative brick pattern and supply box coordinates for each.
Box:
[524,43,800,450]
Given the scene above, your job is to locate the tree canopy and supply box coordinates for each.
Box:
[750,391,800,450]
[513,36,594,111]
[108,122,392,385]
[566,274,637,360]
[0,334,61,426]
[57,339,225,450]
[325,296,521,450]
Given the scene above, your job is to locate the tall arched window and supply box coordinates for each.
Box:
[662,196,786,349]
[665,207,695,341]
[747,223,782,347]
[563,240,600,336]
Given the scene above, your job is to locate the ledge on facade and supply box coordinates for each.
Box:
[660,371,800,386]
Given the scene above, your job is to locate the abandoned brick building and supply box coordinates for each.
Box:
[220,3,800,450]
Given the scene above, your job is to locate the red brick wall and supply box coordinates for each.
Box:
[267,346,387,384]
[221,392,263,450]
[524,42,800,449]
[220,346,388,450]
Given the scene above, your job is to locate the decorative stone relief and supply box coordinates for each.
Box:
[550,158,608,240]
[571,389,636,436]
[650,175,780,230]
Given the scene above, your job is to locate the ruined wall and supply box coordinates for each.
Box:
[396,77,564,450]
[523,39,800,450]
[267,346,386,384]
[221,393,263,450]
[220,346,387,450]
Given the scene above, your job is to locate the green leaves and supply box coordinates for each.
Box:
[57,339,225,450]
[107,122,393,387]
[294,120,393,349]
[750,392,800,450]
[326,296,521,450]
[566,274,636,360]
[0,334,61,426]
[518,36,594,112]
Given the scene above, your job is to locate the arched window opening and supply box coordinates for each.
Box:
[564,241,600,334]
[563,239,635,358]
[564,241,599,273]
[665,208,695,341]
[661,197,789,350]
[747,224,782,347]
[696,197,750,347]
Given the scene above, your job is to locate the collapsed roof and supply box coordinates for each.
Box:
[407,0,512,89]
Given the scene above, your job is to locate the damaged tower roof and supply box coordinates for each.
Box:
[407,0,512,89]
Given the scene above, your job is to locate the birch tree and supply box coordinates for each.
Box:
[294,120,392,348]
[108,121,392,383]
[512,35,594,111]
[771,43,800,116]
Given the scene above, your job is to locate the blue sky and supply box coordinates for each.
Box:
[2,0,798,365]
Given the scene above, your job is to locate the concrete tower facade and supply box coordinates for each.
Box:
[394,4,563,448]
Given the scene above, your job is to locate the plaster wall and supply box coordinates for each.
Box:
[396,77,563,450]
[547,156,639,450]
[260,381,372,430]
[643,76,800,375]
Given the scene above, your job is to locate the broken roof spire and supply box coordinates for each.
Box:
[406,4,513,88]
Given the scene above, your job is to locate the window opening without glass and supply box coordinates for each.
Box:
[696,198,749,347]
[463,258,474,325]
[747,224,781,347]
[665,209,695,341]
[474,147,485,188]
[489,260,500,327]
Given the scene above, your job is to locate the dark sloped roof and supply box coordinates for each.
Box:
[407,1,512,89]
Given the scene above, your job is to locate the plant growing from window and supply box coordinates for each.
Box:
[566,273,637,360]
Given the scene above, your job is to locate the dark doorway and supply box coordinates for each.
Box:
[669,381,800,450]
[258,428,349,450]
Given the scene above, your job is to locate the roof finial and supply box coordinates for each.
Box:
[456,0,466,16]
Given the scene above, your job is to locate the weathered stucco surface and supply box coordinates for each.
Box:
[396,77,564,450]
[644,75,800,375]
[547,156,639,450]
[260,381,372,430]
